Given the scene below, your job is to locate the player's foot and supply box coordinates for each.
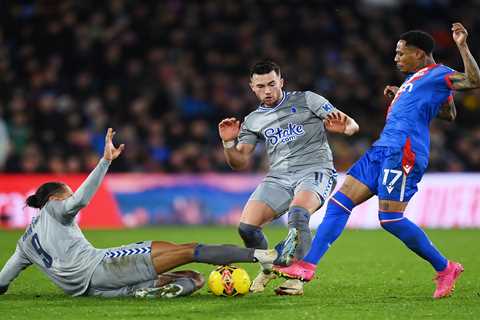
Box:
[433,261,464,299]
[273,228,298,266]
[134,283,184,298]
[250,270,277,293]
[273,260,316,281]
[274,279,304,295]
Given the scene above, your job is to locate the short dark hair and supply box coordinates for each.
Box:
[26,182,65,209]
[250,60,281,78]
[399,30,435,54]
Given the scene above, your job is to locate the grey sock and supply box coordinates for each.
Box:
[193,244,256,265]
[288,206,312,259]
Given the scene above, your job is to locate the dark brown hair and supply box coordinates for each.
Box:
[26,182,65,209]
[250,60,281,78]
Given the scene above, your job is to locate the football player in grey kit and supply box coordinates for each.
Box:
[218,61,359,295]
[0,128,291,298]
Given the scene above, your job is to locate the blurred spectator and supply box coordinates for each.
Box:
[0,117,9,170]
[0,1,479,173]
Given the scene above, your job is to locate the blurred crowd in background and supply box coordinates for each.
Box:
[0,0,479,174]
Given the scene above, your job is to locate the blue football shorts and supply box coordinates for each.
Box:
[347,146,428,202]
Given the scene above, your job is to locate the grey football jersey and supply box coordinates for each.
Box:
[0,159,111,296]
[238,91,337,173]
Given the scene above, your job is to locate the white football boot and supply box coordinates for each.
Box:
[274,279,304,295]
[250,267,277,293]
[134,283,184,298]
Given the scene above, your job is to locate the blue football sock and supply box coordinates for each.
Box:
[303,192,354,264]
[379,212,448,272]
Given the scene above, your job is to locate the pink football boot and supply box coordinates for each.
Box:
[433,261,464,299]
[273,260,317,281]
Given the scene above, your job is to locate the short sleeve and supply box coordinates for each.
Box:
[237,120,259,146]
[305,91,338,119]
[437,65,456,90]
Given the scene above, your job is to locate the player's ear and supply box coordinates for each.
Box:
[249,81,255,92]
[279,77,284,89]
[415,48,425,60]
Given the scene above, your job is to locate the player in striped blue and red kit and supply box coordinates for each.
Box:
[275,23,480,298]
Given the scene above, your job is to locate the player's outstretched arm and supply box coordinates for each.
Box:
[51,128,125,216]
[437,97,457,122]
[447,23,480,91]
[218,118,255,170]
[324,111,359,136]
[0,246,32,295]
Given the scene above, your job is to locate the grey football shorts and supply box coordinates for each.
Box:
[249,168,338,215]
[86,241,157,297]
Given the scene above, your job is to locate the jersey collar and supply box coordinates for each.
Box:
[257,91,288,111]
[407,63,439,76]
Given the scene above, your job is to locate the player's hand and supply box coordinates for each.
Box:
[218,118,240,141]
[103,128,125,161]
[384,85,399,98]
[452,22,468,47]
[324,111,347,134]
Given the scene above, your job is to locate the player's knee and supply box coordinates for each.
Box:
[238,222,267,249]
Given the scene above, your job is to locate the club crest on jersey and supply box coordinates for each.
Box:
[321,102,334,113]
[264,123,305,145]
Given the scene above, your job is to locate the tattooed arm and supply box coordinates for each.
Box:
[447,23,480,91]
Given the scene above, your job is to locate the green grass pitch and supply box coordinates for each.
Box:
[1,226,479,320]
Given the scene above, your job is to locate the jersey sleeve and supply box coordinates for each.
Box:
[437,65,457,90]
[305,91,338,119]
[237,118,259,146]
[0,243,32,294]
[47,158,111,223]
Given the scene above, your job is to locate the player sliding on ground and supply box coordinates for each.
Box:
[218,61,359,295]
[0,128,291,298]
[275,23,480,298]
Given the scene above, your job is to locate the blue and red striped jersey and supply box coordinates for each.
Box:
[373,64,455,159]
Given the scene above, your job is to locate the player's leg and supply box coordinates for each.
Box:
[280,170,338,262]
[274,148,380,281]
[239,180,292,250]
[87,241,283,298]
[273,171,338,295]
[238,200,275,249]
[150,241,281,272]
[273,189,319,295]
[130,241,286,299]
[87,241,163,298]
[379,203,464,299]
[377,151,463,298]
[240,180,292,292]
[274,176,373,282]
[134,270,205,298]
[302,175,373,264]
[87,271,205,298]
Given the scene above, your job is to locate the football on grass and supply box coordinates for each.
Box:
[208,265,251,296]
